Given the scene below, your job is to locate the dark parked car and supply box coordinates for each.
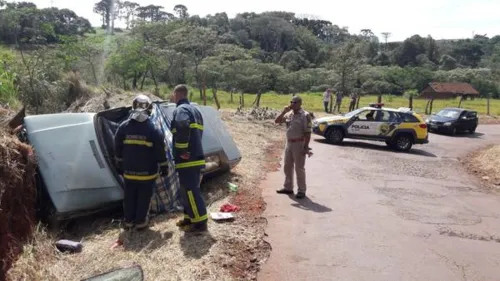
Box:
[425,108,478,135]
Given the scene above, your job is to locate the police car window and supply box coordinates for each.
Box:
[401,113,419,122]
[375,110,392,122]
[356,110,376,121]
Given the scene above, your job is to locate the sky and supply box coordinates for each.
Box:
[27,0,500,42]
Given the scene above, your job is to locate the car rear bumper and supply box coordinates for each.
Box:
[415,138,429,144]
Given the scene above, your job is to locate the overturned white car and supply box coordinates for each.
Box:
[11,101,241,221]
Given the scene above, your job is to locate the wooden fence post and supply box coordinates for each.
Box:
[487,93,491,115]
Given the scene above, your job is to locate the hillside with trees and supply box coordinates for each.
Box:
[1,0,499,113]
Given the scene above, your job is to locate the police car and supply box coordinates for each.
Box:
[312,103,429,151]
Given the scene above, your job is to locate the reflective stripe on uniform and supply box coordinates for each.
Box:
[175,160,206,169]
[187,190,208,223]
[124,139,153,147]
[171,128,177,133]
[123,173,158,181]
[175,142,189,149]
[159,161,169,167]
[115,157,123,162]
[189,123,204,130]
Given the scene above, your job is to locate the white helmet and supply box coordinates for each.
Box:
[130,94,152,122]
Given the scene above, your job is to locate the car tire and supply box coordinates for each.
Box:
[469,126,476,134]
[393,134,413,152]
[325,127,344,144]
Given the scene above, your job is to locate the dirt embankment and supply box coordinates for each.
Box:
[0,108,37,281]
[6,96,285,281]
[464,144,500,191]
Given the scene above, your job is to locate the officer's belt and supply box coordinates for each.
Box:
[287,137,305,143]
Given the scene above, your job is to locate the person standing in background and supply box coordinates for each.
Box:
[349,91,358,112]
[322,88,332,113]
[334,91,343,113]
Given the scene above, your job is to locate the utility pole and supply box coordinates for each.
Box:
[381,32,392,52]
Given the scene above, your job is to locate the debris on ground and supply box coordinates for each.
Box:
[0,109,37,281]
[463,144,500,190]
[55,240,83,254]
[220,203,241,213]
[234,107,281,121]
[211,212,236,222]
[228,182,238,192]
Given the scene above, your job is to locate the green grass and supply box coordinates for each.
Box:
[158,87,500,116]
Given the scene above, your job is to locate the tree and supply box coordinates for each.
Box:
[173,4,189,19]
[168,26,218,98]
[121,1,139,29]
[332,41,363,104]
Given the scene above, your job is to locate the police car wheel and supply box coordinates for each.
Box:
[326,127,344,144]
[393,134,413,151]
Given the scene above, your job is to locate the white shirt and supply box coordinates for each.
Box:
[323,91,331,102]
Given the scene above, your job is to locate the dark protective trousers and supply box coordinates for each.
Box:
[323,101,329,113]
[178,168,208,224]
[123,179,155,224]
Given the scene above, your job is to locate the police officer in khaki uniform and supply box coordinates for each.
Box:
[275,95,312,199]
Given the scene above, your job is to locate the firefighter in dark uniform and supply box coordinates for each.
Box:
[171,84,208,232]
[114,94,169,230]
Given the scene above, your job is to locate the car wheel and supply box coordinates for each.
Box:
[393,134,413,152]
[325,127,344,144]
[469,126,476,134]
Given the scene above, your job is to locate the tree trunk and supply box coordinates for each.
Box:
[252,90,262,107]
[230,89,234,103]
[149,66,158,90]
[356,96,361,109]
[132,72,138,90]
[240,91,245,108]
[140,69,148,90]
[425,100,431,114]
[213,88,220,110]
[202,84,207,106]
[429,98,434,115]
[377,95,382,103]
[89,61,98,85]
[458,95,464,108]
[409,95,413,109]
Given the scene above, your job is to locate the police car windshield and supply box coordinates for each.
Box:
[344,108,364,118]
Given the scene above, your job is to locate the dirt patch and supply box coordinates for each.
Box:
[7,108,285,281]
[462,144,500,191]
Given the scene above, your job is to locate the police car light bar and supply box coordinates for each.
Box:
[369,103,384,108]
[398,107,413,113]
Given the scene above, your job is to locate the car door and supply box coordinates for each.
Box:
[464,111,478,130]
[347,109,379,136]
[456,111,469,131]
[373,110,400,138]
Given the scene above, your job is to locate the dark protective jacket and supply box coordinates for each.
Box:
[114,118,168,181]
[171,99,205,170]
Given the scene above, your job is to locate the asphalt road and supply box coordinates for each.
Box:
[258,125,500,281]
